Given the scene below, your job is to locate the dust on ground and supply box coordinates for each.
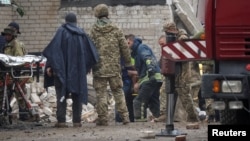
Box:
[0,120,210,141]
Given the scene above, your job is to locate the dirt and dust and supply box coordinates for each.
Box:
[0,120,211,141]
[0,74,211,141]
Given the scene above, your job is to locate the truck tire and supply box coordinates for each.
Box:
[220,101,250,125]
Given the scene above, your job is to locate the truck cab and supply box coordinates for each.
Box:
[201,0,250,124]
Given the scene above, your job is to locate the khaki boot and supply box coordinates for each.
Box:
[186,122,200,129]
[153,114,166,122]
[96,119,108,126]
[54,122,68,128]
[73,123,82,127]
[122,116,130,125]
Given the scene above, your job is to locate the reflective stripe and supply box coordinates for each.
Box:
[146,59,151,65]
[131,58,135,65]
[139,73,162,84]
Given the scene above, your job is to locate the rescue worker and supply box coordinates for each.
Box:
[163,22,200,129]
[193,30,219,122]
[1,26,29,121]
[0,22,22,53]
[126,34,163,122]
[43,13,99,128]
[115,57,136,122]
[7,22,26,54]
[154,35,185,122]
[90,4,132,126]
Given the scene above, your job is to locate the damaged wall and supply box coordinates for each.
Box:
[0,0,173,59]
[0,0,203,58]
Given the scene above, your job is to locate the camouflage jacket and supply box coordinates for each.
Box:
[90,17,132,77]
[3,38,26,56]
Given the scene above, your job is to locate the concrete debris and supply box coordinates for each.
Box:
[9,75,108,124]
[173,0,204,35]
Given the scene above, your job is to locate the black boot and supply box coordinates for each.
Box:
[19,108,30,121]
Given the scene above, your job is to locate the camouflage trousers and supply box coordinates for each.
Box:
[159,76,167,115]
[159,76,187,122]
[200,64,215,118]
[93,76,129,122]
[175,71,200,122]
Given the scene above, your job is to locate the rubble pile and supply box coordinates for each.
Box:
[9,75,115,124]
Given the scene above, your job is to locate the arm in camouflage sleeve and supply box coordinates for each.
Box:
[13,40,25,56]
[117,29,132,67]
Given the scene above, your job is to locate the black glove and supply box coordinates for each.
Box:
[147,68,156,82]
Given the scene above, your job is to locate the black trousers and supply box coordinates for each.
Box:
[54,76,82,123]
[133,79,162,119]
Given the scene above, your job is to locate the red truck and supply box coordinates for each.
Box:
[201,0,250,125]
[161,0,250,125]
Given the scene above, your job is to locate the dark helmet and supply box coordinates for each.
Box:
[8,22,21,34]
[94,4,109,18]
[65,12,77,23]
[1,26,17,36]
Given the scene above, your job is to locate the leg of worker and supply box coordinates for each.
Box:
[133,80,158,121]
[148,82,161,118]
[124,80,134,122]
[54,76,67,123]
[176,86,199,122]
[71,93,82,124]
[115,79,134,122]
[93,77,109,125]
[159,76,167,117]
[109,75,129,124]
[15,81,30,121]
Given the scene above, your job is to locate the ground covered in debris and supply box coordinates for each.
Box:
[0,120,209,141]
[0,74,210,141]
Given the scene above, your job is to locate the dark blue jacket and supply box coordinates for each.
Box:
[131,37,161,83]
[43,23,99,104]
[0,35,6,53]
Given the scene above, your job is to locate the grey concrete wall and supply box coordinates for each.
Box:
[0,0,173,59]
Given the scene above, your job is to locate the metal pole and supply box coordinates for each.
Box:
[156,64,186,137]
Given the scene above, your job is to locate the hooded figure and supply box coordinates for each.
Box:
[43,13,98,104]
[43,13,99,127]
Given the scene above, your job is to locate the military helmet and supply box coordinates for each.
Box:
[162,21,178,34]
[163,22,176,31]
[94,4,109,18]
[1,26,17,36]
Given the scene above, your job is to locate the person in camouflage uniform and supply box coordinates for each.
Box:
[198,60,217,122]
[163,22,200,128]
[154,35,185,122]
[0,26,28,121]
[90,4,132,126]
[158,35,168,121]
[193,30,219,122]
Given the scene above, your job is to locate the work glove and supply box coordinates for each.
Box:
[147,68,156,81]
